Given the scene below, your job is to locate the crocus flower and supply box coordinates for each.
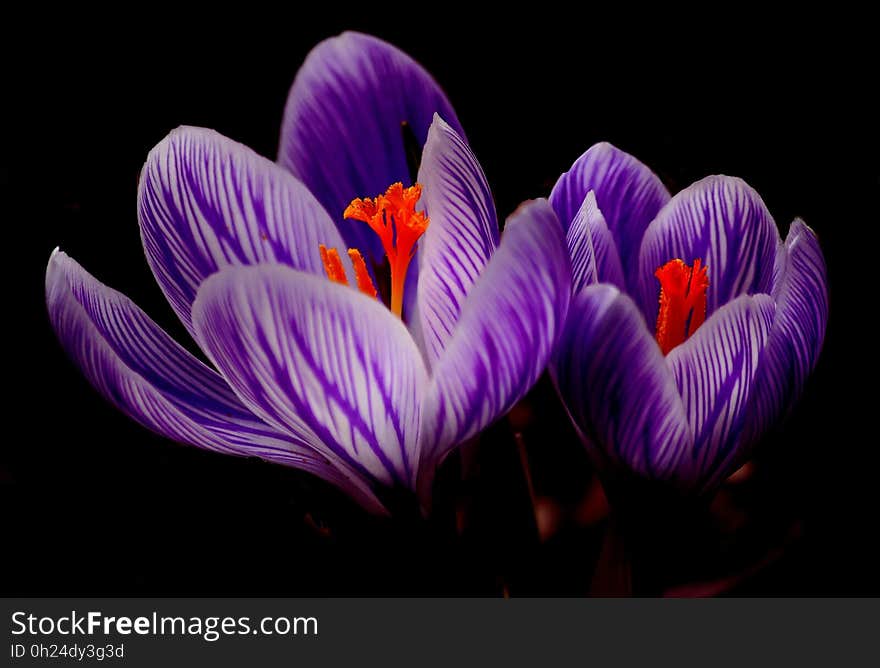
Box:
[46,33,570,515]
[550,143,828,494]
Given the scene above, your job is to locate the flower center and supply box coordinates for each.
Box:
[317,183,428,318]
[654,258,709,355]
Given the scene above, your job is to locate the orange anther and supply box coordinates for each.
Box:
[319,245,349,286]
[347,248,378,299]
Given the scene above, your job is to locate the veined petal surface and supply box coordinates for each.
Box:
[667,294,776,489]
[553,284,692,483]
[138,126,345,335]
[46,250,384,513]
[421,200,570,464]
[742,220,828,455]
[192,265,427,489]
[567,190,625,294]
[416,115,498,366]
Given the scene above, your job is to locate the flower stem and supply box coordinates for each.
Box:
[590,519,633,596]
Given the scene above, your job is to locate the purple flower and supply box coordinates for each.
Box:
[46,33,570,515]
[550,143,828,493]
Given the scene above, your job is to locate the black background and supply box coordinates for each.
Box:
[4,10,878,595]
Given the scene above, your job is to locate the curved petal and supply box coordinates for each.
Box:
[667,294,776,490]
[549,142,670,282]
[743,220,828,451]
[416,115,498,367]
[138,126,346,336]
[552,284,693,484]
[420,199,570,465]
[46,250,384,514]
[278,32,464,261]
[567,190,626,294]
[192,264,428,490]
[637,175,780,324]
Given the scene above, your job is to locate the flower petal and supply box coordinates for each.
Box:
[416,115,499,366]
[567,190,626,294]
[666,294,776,490]
[278,32,464,261]
[636,175,780,323]
[138,126,345,336]
[420,199,570,464]
[192,264,428,489]
[552,284,692,484]
[743,220,828,449]
[549,142,670,282]
[46,250,384,513]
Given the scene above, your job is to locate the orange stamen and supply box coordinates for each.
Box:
[654,258,709,355]
[344,182,429,318]
[319,245,349,286]
[347,249,378,299]
[318,244,379,300]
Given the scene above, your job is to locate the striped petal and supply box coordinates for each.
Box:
[192,265,427,490]
[138,126,345,336]
[421,199,570,465]
[549,142,670,283]
[552,285,693,485]
[278,32,464,262]
[567,190,626,294]
[637,176,780,324]
[667,294,776,490]
[46,250,384,514]
[743,220,828,448]
[416,115,498,366]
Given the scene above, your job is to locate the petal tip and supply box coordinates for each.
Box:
[591,140,620,155]
[788,217,818,240]
[425,112,461,146]
[150,126,220,157]
[688,174,757,197]
[46,247,75,290]
[507,197,562,233]
[429,111,450,130]
[336,30,377,44]
[508,197,540,217]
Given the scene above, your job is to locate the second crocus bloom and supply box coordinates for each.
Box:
[551,143,828,494]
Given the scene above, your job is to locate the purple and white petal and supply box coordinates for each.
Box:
[46,250,385,514]
[416,115,498,367]
[743,220,828,447]
[192,264,428,490]
[138,126,346,336]
[420,199,570,465]
[552,284,693,484]
[278,32,464,261]
[549,142,670,282]
[567,191,626,294]
[666,294,776,490]
[637,175,780,323]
